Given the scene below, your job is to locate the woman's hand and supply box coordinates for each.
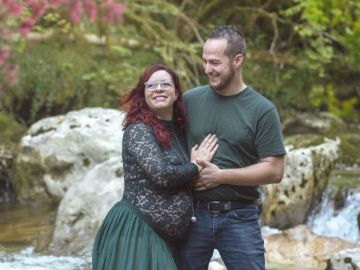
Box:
[190,134,219,171]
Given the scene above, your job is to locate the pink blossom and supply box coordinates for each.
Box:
[27,0,49,20]
[0,27,13,40]
[84,0,97,21]
[0,46,10,66]
[2,0,14,5]
[4,64,17,86]
[69,0,83,23]
[5,2,23,17]
[105,3,125,23]
[49,0,64,7]
[20,17,36,36]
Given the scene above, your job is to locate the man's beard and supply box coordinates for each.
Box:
[210,69,235,92]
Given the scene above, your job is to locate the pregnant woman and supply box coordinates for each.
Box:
[92,64,218,270]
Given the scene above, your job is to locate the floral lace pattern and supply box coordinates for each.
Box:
[122,123,198,238]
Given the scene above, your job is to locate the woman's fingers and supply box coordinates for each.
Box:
[199,134,217,150]
[210,144,219,157]
[198,134,212,149]
[191,144,199,151]
[208,136,218,151]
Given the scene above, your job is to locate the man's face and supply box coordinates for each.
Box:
[202,39,234,92]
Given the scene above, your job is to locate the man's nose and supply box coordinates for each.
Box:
[204,63,211,74]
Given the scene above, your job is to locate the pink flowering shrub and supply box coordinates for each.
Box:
[0,0,125,95]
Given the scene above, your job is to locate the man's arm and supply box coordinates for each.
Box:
[193,155,285,191]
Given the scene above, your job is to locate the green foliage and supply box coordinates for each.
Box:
[1,0,360,127]
[1,38,161,125]
[310,84,358,119]
[0,112,26,145]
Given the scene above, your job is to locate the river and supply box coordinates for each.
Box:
[0,168,359,270]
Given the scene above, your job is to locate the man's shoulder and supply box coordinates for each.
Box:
[184,85,210,99]
[246,86,275,110]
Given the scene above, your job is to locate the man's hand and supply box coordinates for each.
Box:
[193,159,221,191]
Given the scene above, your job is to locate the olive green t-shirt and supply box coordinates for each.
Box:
[184,85,286,201]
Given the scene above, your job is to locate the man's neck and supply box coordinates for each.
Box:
[215,80,247,96]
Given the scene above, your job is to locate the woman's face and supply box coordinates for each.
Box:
[144,70,178,120]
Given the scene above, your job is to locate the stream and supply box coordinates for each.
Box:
[0,168,359,270]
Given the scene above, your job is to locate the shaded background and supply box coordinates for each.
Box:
[1,0,359,129]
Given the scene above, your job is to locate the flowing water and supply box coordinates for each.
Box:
[0,202,90,269]
[0,202,56,252]
[0,168,359,270]
[307,167,360,243]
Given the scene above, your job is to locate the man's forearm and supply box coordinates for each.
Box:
[194,156,285,191]
[220,156,284,186]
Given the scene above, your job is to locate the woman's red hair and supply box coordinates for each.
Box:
[121,64,186,148]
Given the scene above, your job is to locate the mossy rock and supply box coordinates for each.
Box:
[282,112,347,136]
[11,159,56,203]
[284,134,326,149]
[338,134,360,166]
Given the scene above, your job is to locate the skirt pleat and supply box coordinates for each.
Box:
[92,200,177,270]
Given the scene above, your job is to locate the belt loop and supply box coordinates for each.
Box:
[224,201,230,211]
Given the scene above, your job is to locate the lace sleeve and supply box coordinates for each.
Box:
[123,123,198,189]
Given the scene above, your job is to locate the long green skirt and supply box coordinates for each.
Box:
[92,199,177,270]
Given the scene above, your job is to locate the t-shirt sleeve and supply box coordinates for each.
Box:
[255,107,286,158]
[123,123,198,189]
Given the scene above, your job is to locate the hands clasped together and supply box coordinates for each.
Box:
[190,134,221,191]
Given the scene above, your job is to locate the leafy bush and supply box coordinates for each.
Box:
[0,112,26,145]
[2,37,160,125]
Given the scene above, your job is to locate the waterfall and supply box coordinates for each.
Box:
[307,188,360,243]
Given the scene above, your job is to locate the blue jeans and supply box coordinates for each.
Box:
[179,203,265,270]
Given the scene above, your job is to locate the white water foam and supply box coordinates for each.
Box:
[307,189,360,243]
[0,247,89,270]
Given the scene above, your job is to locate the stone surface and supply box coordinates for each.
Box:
[12,108,125,255]
[261,137,340,228]
[13,108,124,202]
[326,248,360,270]
[49,157,124,256]
[264,225,359,269]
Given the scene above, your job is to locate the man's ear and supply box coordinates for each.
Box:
[233,54,244,68]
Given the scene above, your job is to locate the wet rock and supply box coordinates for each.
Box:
[265,225,359,269]
[49,157,124,256]
[326,248,360,270]
[261,137,340,228]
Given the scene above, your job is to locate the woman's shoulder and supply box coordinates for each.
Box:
[124,122,154,137]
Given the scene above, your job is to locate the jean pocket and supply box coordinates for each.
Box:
[230,204,259,221]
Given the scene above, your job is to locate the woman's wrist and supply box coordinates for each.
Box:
[191,161,202,172]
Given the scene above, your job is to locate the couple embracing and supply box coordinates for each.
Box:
[92,25,286,270]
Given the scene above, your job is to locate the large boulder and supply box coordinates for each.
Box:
[49,156,124,256]
[261,137,340,228]
[13,108,124,203]
[265,225,359,269]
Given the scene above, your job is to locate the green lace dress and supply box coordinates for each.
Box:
[92,122,198,270]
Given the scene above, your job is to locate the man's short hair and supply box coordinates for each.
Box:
[208,25,246,60]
